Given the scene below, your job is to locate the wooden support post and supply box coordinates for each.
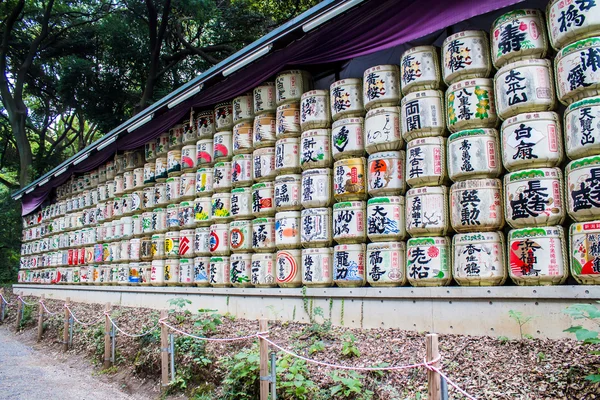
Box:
[37,294,45,341]
[63,297,70,352]
[103,302,112,369]
[0,287,5,323]
[427,333,441,400]
[259,318,269,400]
[15,291,23,332]
[160,310,169,388]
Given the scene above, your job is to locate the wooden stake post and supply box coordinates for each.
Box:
[426,333,441,400]
[63,297,70,352]
[104,302,112,369]
[15,291,23,331]
[160,310,169,387]
[0,288,5,323]
[259,318,269,400]
[37,294,45,341]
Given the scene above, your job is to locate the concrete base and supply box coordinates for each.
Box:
[13,284,600,339]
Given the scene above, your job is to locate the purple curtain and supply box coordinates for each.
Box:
[21,0,524,215]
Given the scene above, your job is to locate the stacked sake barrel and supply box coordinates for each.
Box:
[546,0,600,285]
[489,9,569,286]
[400,45,452,286]
[362,66,407,287]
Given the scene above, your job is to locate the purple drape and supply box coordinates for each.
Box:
[21,0,524,215]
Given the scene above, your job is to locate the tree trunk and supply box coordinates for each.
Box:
[11,113,32,187]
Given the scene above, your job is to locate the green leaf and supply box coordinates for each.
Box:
[584,374,600,383]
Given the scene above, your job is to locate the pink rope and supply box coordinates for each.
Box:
[17,296,35,306]
[0,293,13,306]
[64,304,104,327]
[160,319,265,342]
[105,313,161,338]
[422,357,478,400]
[39,300,59,316]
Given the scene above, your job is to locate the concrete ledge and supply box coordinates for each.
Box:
[13,284,600,340]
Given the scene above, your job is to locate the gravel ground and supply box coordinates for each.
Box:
[0,326,145,400]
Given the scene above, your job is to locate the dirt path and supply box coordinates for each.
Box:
[0,326,152,400]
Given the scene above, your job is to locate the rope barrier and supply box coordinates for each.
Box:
[38,300,60,316]
[64,304,104,327]
[160,319,266,342]
[0,293,13,305]
[105,313,161,338]
[17,296,36,307]
[425,361,478,400]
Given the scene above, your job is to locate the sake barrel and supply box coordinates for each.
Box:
[179,173,196,201]
[165,231,180,258]
[253,113,277,148]
[555,38,600,104]
[133,168,144,190]
[196,138,214,167]
[251,253,277,287]
[178,258,194,286]
[213,162,232,193]
[179,229,194,258]
[547,0,600,50]
[230,253,253,287]
[211,192,231,222]
[565,97,600,159]
[330,79,364,121]
[366,242,407,286]
[300,129,331,170]
[406,185,450,237]
[196,110,216,139]
[450,179,504,232]
[252,218,276,252]
[141,236,153,261]
[406,137,447,188]
[169,124,184,150]
[139,262,152,285]
[333,158,367,201]
[156,132,169,157]
[566,155,600,221]
[209,223,230,256]
[115,153,126,174]
[367,196,406,241]
[446,79,498,132]
[232,93,254,123]
[116,264,129,285]
[233,121,253,155]
[132,214,143,237]
[254,82,276,114]
[365,106,402,154]
[128,263,140,285]
[331,202,364,245]
[150,259,165,286]
[442,30,491,85]
[209,257,231,287]
[229,220,252,252]
[301,207,333,248]
[332,117,364,160]
[181,145,197,171]
[164,258,180,286]
[276,103,301,138]
[165,177,181,203]
[302,247,333,287]
[494,59,555,120]
[253,147,276,182]
[98,164,107,183]
[275,211,301,249]
[154,183,168,206]
[231,154,253,188]
[195,168,214,197]
[300,90,330,130]
[214,102,233,131]
[213,131,233,161]
[194,226,211,256]
[125,150,144,171]
[275,70,312,106]
[367,151,406,196]
[167,150,182,177]
[230,187,253,220]
[507,226,568,285]
[400,90,446,142]
[490,9,548,68]
[276,249,302,287]
[570,221,600,284]
[504,168,565,228]
[194,196,212,226]
[251,182,275,216]
[141,187,154,211]
[193,256,210,286]
[275,137,300,174]
[114,176,124,196]
[333,243,366,287]
[154,157,168,182]
[107,160,117,180]
[364,64,401,110]
[153,208,168,233]
[501,112,562,171]
[448,128,502,181]
[452,231,506,286]
[400,46,442,95]
[406,236,452,286]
